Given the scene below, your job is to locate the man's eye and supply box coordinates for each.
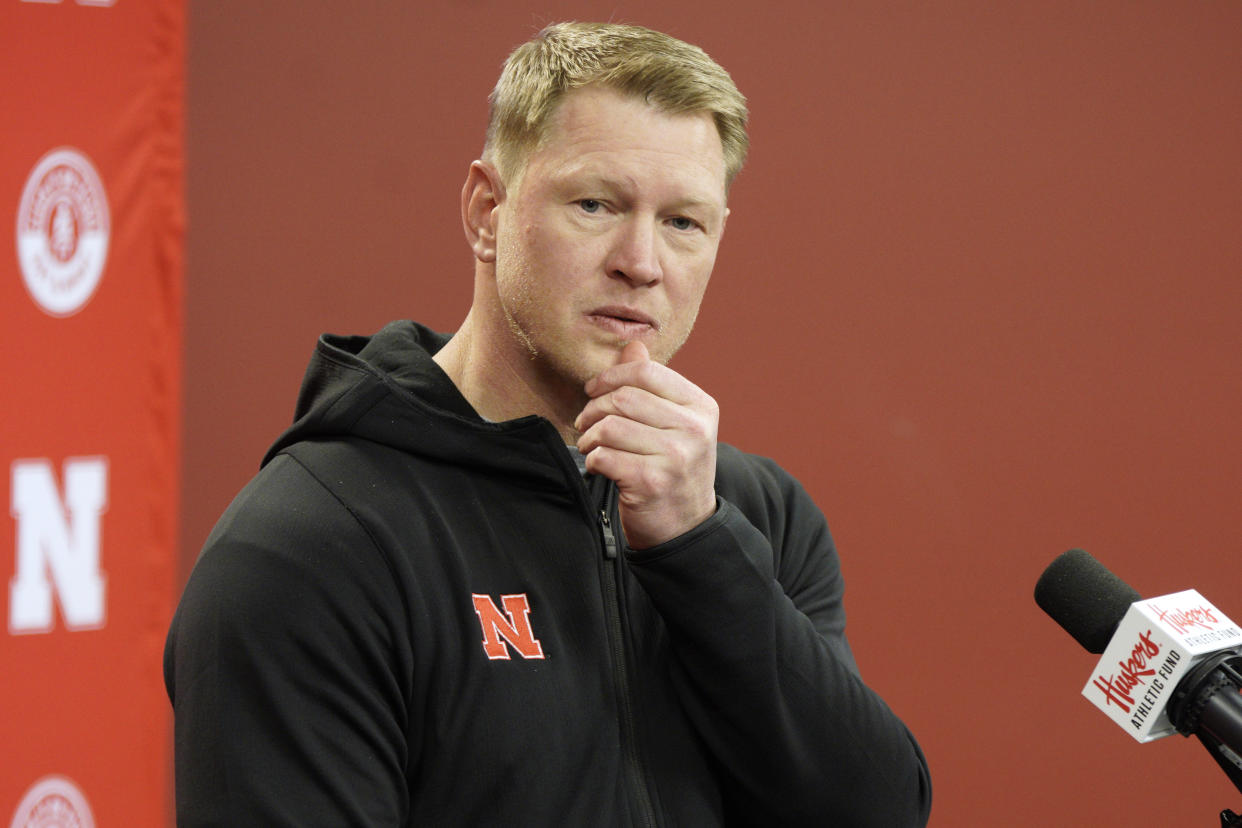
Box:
[579,199,602,213]
[669,216,698,231]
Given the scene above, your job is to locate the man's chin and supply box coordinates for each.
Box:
[524,345,607,391]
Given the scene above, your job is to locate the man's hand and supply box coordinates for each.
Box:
[574,341,719,549]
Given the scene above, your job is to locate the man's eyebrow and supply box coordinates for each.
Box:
[667,194,721,212]
[550,168,725,220]
[552,170,633,193]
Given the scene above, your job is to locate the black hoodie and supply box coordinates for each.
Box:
[165,320,931,826]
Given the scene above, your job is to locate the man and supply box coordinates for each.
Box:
[165,22,932,826]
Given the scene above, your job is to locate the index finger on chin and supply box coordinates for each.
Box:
[586,357,702,404]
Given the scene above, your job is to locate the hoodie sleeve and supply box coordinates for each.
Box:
[164,453,411,826]
[622,453,932,827]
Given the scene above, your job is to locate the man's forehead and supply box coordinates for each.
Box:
[529,86,728,196]
[546,85,717,138]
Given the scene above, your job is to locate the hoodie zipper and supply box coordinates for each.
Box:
[598,506,658,827]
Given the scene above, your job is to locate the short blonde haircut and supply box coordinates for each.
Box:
[484,22,749,190]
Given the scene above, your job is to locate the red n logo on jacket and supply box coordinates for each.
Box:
[471,593,546,660]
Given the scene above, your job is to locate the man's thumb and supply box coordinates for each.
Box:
[618,340,649,365]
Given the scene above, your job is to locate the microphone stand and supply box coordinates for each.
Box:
[1166,651,1242,825]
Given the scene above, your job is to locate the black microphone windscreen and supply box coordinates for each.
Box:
[1035,548,1142,654]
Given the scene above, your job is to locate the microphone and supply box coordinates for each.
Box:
[1034,548,1141,654]
[1035,549,1242,799]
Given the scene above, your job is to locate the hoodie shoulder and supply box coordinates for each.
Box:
[259,321,570,489]
[262,321,477,466]
[714,443,838,589]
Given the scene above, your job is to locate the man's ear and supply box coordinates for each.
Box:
[461,160,506,263]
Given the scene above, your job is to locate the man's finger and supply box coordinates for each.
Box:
[617,340,649,366]
[577,413,664,458]
[575,383,694,435]
[586,348,704,405]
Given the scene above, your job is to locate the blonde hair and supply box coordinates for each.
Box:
[484,22,748,190]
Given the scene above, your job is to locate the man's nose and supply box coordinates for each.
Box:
[606,219,663,286]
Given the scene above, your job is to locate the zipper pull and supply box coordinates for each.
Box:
[600,510,618,559]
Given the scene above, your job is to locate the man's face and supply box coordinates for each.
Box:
[489,84,728,393]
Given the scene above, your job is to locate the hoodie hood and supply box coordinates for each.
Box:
[262,320,571,488]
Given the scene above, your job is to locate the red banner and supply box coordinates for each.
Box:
[0,1,184,825]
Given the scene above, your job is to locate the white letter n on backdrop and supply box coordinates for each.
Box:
[9,457,108,634]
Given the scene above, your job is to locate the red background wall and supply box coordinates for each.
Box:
[183,2,1242,824]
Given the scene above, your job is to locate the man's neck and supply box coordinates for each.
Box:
[433,313,584,444]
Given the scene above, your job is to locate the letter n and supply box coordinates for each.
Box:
[471,593,546,660]
[9,457,109,634]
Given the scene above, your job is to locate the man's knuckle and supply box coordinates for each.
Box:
[612,386,637,412]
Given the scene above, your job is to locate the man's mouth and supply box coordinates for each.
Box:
[587,306,659,336]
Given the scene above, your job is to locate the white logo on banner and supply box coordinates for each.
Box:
[9,458,108,634]
[15,148,110,317]
[9,776,96,828]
